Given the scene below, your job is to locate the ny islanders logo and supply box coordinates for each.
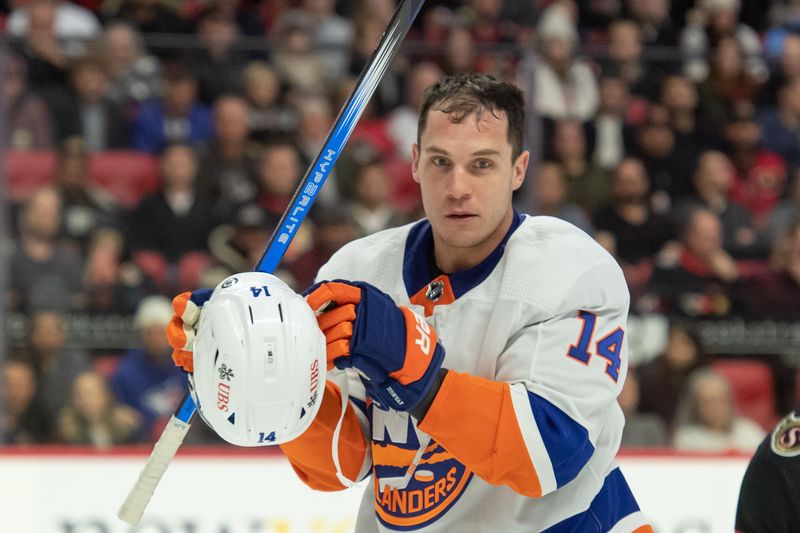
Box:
[371,409,472,529]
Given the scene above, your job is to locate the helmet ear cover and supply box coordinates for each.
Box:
[191,272,326,446]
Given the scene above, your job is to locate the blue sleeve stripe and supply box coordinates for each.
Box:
[541,468,644,532]
[527,392,594,488]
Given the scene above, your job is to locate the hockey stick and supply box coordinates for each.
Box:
[118,0,427,524]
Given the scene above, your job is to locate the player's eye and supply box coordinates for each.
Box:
[474,159,493,170]
[431,157,450,167]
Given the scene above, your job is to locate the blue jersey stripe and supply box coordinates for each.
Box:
[528,392,594,488]
[541,468,642,532]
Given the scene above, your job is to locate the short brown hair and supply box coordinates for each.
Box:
[417,74,525,160]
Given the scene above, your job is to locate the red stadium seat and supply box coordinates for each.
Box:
[89,151,160,207]
[6,150,160,207]
[712,359,778,432]
[6,150,56,200]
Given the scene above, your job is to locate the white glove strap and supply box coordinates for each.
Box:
[330,370,359,488]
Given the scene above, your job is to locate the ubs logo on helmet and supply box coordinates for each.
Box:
[217,382,231,412]
[308,360,320,409]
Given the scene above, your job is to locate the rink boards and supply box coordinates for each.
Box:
[0,448,748,533]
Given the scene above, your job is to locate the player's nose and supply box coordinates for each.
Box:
[445,165,471,199]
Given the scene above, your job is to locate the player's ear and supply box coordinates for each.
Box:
[512,150,529,191]
[411,143,421,184]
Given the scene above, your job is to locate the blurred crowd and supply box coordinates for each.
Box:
[3,0,800,452]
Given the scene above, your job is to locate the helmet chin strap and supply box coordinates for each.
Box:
[329,369,360,488]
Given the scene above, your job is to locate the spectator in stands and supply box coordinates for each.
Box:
[84,228,147,316]
[697,36,762,129]
[629,102,698,205]
[592,76,631,172]
[603,19,660,100]
[129,144,219,292]
[54,137,120,253]
[241,61,298,144]
[3,52,54,150]
[26,310,90,421]
[680,0,766,83]
[387,62,443,163]
[677,150,762,258]
[133,68,213,154]
[760,34,800,108]
[333,76,396,162]
[673,368,765,452]
[348,158,405,237]
[256,141,303,218]
[9,187,85,313]
[196,95,261,218]
[758,75,800,171]
[742,223,800,320]
[285,207,358,289]
[182,7,249,105]
[726,107,788,229]
[594,158,675,298]
[348,12,405,113]
[661,74,720,154]
[549,119,610,213]
[645,207,739,317]
[530,3,598,121]
[638,321,710,428]
[768,169,800,246]
[459,0,517,49]
[65,57,131,150]
[528,161,593,236]
[2,358,52,444]
[272,16,328,95]
[110,296,186,440]
[12,0,72,93]
[104,0,191,37]
[618,367,669,447]
[58,371,141,447]
[292,0,354,79]
[8,0,100,62]
[101,21,162,111]
[623,0,680,49]
[295,94,338,204]
[207,203,277,280]
[441,26,479,77]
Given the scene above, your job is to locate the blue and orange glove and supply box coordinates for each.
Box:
[305,280,446,412]
[166,289,213,372]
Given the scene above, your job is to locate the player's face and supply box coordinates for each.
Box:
[412,108,529,272]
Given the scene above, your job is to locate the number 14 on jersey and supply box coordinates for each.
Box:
[566,310,623,382]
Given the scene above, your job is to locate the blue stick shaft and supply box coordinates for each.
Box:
[172,0,427,425]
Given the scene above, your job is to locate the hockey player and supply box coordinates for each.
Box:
[735,408,800,533]
[169,74,652,532]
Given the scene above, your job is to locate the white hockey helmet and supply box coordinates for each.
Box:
[190,272,326,446]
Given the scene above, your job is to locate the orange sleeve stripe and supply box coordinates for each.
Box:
[279,380,368,491]
[417,371,543,497]
[632,527,655,533]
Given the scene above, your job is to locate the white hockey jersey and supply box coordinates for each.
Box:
[280,214,652,533]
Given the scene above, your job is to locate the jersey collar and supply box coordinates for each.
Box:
[402,211,524,310]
